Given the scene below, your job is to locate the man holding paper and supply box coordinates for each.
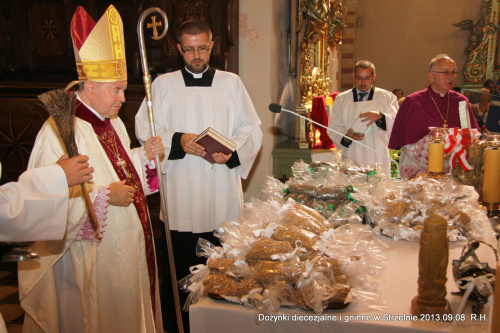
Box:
[135,20,262,332]
[327,60,398,173]
[389,54,479,179]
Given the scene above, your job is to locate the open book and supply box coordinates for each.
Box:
[192,127,236,164]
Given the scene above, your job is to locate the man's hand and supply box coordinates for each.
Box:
[144,136,165,161]
[346,128,365,141]
[359,111,382,126]
[181,133,206,157]
[212,152,232,164]
[108,180,135,207]
[56,154,94,187]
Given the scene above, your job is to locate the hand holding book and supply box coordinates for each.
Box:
[192,127,236,164]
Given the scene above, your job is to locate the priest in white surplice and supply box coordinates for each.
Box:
[327,60,398,173]
[135,20,262,333]
[0,155,92,333]
[18,6,164,333]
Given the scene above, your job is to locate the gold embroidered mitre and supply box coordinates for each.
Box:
[71,5,127,82]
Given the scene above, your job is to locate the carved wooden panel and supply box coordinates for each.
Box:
[0,0,238,83]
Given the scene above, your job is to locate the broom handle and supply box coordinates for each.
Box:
[80,183,100,233]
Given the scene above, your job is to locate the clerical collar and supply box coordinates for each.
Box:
[185,66,208,78]
[181,67,215,87]
[76,92,105,121]
[430,86,447,97]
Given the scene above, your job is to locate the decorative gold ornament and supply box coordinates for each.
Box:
[453,0,500,84]
[297,0,346,106]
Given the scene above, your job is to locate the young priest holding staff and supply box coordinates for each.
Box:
[135,20,262,332]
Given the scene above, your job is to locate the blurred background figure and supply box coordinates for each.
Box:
[392,88,404,100]
[471,87,490,133]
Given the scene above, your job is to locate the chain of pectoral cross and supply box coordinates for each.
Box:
[97,130,131,179]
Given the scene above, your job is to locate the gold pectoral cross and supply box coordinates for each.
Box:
[117,158,131,178]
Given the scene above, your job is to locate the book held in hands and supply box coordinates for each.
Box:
[192,127,236,164]
[351,116,371,135]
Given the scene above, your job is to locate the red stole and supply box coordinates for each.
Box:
[75,101,156,319]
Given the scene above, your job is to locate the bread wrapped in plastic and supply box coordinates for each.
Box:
[317,256,342,275]
[203,271,263,298]
[288,183,320,197]
[290,288,312,310]
[315,186,347,201]
[246,238,294,261]
[284,192,311,204]
[281,203,331,234]
[328,283,351,303]
[384,199,411,219]
[203,272,239,296]
[253,259,304,284]
[206,257,236,272]
[236,278,263,298]
[273,225,319,250]
[297,250,322,261]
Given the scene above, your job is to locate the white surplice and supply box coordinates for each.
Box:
[19,116,162,333]
[327,87,398,173]
[0,164,68,242]
[135,69,262,233]
[0,164,69,333]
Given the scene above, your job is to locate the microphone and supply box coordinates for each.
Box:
[269,103,400,177]
[269,103,283,113]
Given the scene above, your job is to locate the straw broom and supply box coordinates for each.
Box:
[38,89,100,233]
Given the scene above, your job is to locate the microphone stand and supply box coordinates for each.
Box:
[270,104,400,177]
[137,8,184,333]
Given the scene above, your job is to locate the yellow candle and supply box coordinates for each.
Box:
[482,147,500,204]
[428,141,444,173]
[491,261,500,332]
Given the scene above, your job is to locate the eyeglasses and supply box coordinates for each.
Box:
[354,76,373,82]
[431,70,457,77]
[180,45,211,55]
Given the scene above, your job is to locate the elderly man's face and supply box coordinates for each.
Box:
[177,32,214,74]
[353,67,376,92]
[428,59,457,94]
[86,81,127,118]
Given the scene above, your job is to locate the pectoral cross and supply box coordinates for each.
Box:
[117,158,131,178]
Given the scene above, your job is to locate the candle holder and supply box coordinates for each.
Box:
[427,127,446,174]
[482,132,500,217]
[1,242,39,261]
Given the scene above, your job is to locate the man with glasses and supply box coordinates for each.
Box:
[389,54,479,179]
[327,60,398,173]
[135,20,262,332]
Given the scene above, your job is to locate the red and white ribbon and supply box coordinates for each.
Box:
[444,127,481,171]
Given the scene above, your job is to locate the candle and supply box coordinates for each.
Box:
[428,141,445,173]
[482,147,500,204]
[427,127,445,173]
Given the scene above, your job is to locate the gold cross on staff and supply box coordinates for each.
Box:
[147,16,162,38]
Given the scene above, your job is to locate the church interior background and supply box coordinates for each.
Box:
[0,0,497,331]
